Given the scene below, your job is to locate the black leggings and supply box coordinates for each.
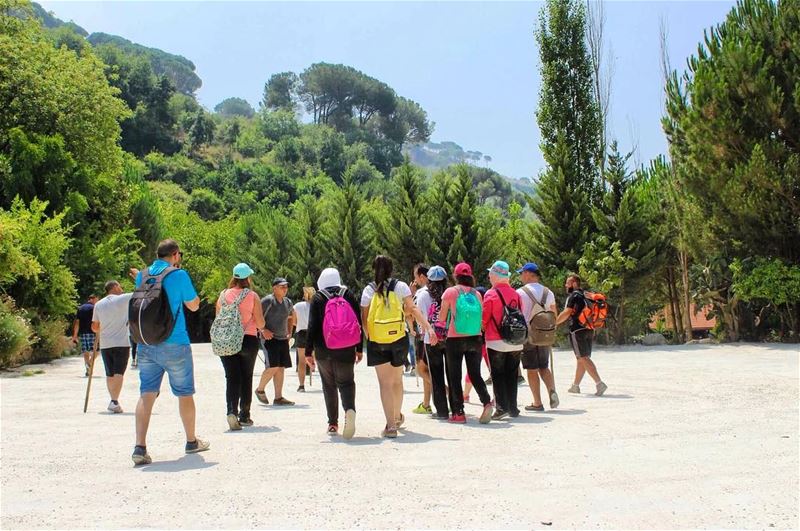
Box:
[488,349,521,414]
[220,335,259,417]
[424,343,449,417]
[445,336,491,414]
[317,357,356,426]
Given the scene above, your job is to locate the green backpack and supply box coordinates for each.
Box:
[454,287,482,335]
[210,289,249,357]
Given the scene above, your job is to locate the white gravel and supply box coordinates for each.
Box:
[1,342,798,529]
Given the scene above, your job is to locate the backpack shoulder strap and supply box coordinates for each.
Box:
[337,287,347,298]
[495,288,508,308]
[232,288,250,306]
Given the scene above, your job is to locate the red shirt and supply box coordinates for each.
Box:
[481,283,522,341]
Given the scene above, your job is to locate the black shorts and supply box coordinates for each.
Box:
[100,347,129,377]
[294,330,308,349]
[367,336,408,367]
[264,338,292,368]
[522,346,551,370]
[569,329,594,358]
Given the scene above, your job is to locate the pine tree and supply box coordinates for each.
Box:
[291,195,327,288]
[322,171,375,289]
[529,132,590,273]
[447,165,481,270]
[425,171,453,267]
[239,206,299,290]
[379,158,435,277]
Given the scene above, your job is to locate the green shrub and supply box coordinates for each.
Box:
[0,297,34,368]
[30,318,70,363]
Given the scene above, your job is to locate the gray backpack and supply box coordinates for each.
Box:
[522,286,556,347]
[210,289,250,357]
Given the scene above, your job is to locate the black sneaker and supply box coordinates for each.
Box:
[131,445,151,466]
[509,409,521,418]
[239,415,254,427]
[297,386,305,393]
[491,409,509,420]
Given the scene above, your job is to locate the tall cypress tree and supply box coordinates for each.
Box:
[447,165,481,269]
[291,195,327,288]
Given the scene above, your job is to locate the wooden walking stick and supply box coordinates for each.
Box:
[83,336,99,413]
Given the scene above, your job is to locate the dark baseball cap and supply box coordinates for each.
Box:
[272,277,289,287]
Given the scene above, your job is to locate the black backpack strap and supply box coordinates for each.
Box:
[337,287,347,298]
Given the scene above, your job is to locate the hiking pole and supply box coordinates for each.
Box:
[83,337,99,413]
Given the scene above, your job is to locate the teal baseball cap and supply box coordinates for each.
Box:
[487,260,510,278]
[232,263,254,279]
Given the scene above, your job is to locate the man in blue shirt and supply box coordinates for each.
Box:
[130,239,208,466]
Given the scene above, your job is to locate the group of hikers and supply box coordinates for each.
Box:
[80,239,608,466]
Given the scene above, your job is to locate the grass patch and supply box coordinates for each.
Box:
[21,368,45,377]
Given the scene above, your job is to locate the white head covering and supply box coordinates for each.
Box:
[317,268,342,290]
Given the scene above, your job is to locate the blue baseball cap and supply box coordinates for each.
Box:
[427,265,447,281]
[232,263,254,279]
[516,262,541,275]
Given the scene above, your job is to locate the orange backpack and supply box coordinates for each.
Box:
[578,291,608,330]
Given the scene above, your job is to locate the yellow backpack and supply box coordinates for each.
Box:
[367,280,405,344]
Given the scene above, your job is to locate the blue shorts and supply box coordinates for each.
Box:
[79,333,95,353]
[137,343,195,396]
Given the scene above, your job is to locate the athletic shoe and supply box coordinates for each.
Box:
[382,425,398,438]
[131,359,138,369]
[518,375,526,385]
[131,446,151,466]
[549,390,560,409]
[432,412,450,420]
[412,402,432,414]
[185,438,210,454]
[409,368,416,377]
[449,413,467,423]
[568,384,580,394]
[484,376,493,385]
[509,409,521,418]
[327,424,338,435]
[479,403,493,424]
[396,413,405,428]
[255,390,269,404]
[463,394,471,403]
[343,409,356,440]
[491,409,509,421]
[297,386,305,393]
[84,365,89,377]
[227,414,242,431]
[273,397,295,406]
[525,404,545,412]
[238,416,254,427]
[596,382,608,396]
[107,400,123,414]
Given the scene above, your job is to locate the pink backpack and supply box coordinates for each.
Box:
[320,287,361,349]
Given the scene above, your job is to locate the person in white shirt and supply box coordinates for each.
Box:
[515,263,560,411]
[293,287,315,392]
[91,280,133,414]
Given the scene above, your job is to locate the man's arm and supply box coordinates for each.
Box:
[287,308,297,337]
[72,319,79,341]
[555,308,572,326]
[184,296,200,312]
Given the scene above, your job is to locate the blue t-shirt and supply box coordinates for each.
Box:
[135,260,198,345]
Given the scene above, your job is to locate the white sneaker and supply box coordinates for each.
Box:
[107,401,123,414]
[596,382,608,396]
[568,384,580,394]
[549,390,560,409]
[343,409,356,440]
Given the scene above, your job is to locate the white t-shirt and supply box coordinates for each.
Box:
[414,288,433,344]
[91,293,133,348]
[360,280,412,307]
[516,283,557,322]
[293,301,310,331]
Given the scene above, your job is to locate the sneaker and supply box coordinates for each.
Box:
[131,445,151,466]
[227,414,242,431]
[255,390,269,404]
[238,416,254,427]
[491,409,509,421]
[568,384,580,394]
[382,425,398,438]
[297,386,305,393]
[484,376,493,385]
[343,409,356,440]
[525,404,545,412]
[596,382,608,396]
[509,409,521,418]
[327,424,338,435]
[463,394,471,403]
[396,413,405,429]
[273,397,295,406]
[131,359,138,369]
[84,365,89,377]
[549,390,560,408]
[449,413,467,424]
[107,400,123,414]
[432,412,450,420]
[479,403,493,424]
[409,368,416,377]
[518,375,526,385]
[412,402,432,414]
[185,438,210,454]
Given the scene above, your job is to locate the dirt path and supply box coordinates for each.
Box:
[1,343,797,529]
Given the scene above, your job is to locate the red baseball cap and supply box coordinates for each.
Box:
[454,262,473,277]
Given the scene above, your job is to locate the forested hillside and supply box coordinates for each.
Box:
[0,0,797,367]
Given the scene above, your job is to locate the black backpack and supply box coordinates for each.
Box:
[493,289,529,345]
[129,267,179,345]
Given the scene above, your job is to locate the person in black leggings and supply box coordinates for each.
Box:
[215,263,266,431]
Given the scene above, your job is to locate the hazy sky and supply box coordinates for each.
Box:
[40,1,736,179]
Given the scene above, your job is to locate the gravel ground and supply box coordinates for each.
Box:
[1,342,798,529]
